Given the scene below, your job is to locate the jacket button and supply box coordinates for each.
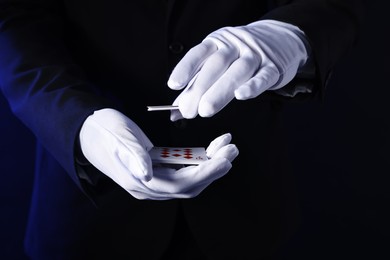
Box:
[169,42,184,54]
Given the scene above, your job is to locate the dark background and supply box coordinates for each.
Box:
[1,2,388,259]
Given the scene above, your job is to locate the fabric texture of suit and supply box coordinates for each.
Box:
[0,0,365,259]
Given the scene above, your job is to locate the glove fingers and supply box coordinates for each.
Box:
[210,144,239,163]
[177,157,232,193]
[171,71,200,119]
[122,118,154,151]
[128,183,173,200]
[170,97,184,121]
[144,166,192,195]
[198,56,257,117]
[170,110,184,122]
[206,133,239,162]
[80,111,154,182]
[234,65,279,100]
[152,159,231,199]
[106,111,154,181]
[95,108,154,151]
[132,133,238,199]
[146,158,231,196]
[117,143,153,182]
[126,167,190,200]
[189,157,232,187]
[142,166,193,196]
[80,134,149,194]
[168,41,217,90]
[206,133,232,157]
[177,48,238,119]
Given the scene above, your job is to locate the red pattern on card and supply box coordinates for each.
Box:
[159,148,195,160]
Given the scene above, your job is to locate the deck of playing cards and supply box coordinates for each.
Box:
[149,147,208,165]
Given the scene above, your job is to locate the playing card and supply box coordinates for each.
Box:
[149,147,208,165]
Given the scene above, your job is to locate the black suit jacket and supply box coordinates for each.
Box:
[0,0,365,259]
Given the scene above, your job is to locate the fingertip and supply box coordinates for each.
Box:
[228,144,239,162]
[167,78,185,90]
[198,100,217,118]
[170,113,179,122]
[131,169,151,182]
[180,106,198,119]
[139,157,154,182]
[212,143,239,162]
[234,87,251,100]
[206,133,232,157]
[137,165,153,182]
[223,132,232,142]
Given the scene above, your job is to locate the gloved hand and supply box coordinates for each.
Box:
[131,132,238,200]
[79,108,239,200]
[168,19,310,121]
[79,108,154,184]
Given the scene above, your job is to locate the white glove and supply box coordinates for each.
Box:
[168,19,310,121]
[79,108,154,184]
[79,108,239,200]
[131,133,239,200]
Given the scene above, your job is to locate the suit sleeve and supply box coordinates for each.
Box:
[0,1,114,192]
[262,0,366,101]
